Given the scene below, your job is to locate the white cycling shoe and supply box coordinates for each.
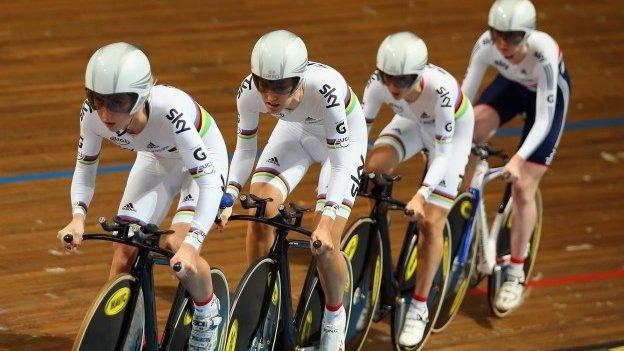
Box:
[495,271,525,311]
[398,303,428,347]
[320,307,346,351]
[188,297,222,351]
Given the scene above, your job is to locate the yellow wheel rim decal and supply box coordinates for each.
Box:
[448,276,470,318]
[405,247,418,281]
[225,319,238,351]
[104,287,131,316]
[460,199,472,219]
[344,235,359,261]
[372,255,382,305]
[183,308,192,326]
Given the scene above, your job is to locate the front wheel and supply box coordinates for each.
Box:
[225,258,281,351]
[488,189,543,317]
[433,193,477,332]
[295,251,354,350]
[72,274,144,351]
[390,221,451,351]
[340,217,382,351]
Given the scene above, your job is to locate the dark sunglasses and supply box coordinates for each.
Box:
[489,27,526,46]
[85,89,138,114]
[252,74,300,95]
[378,71,419,89]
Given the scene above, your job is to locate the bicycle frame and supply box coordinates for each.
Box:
[228,205,315,350]
[468,159,512,275]
[74,221,178,351]
[354,175,408,311]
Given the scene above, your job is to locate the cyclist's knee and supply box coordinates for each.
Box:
[512,181,538,204]
[473,105,500,143]
[365,145,399,174]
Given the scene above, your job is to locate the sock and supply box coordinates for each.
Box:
[193,292,216,317]
[509,257,525,281]
[411,294,428,311]
[324,302,345,325]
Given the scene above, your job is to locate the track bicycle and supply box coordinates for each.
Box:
[341,173,451,351]
[64,216,230,351]
[434,143,542,327]
[224,194,353,351]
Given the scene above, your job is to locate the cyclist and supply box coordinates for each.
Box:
[56,42,228,351]
[219,30,367,350]
[462,0,571,312]
[361,32,474,346]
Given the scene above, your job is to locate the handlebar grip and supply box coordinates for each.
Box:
[63,233,73,243]
[173,262,182,272]
[312,240,322,249]
[404,209,415,216]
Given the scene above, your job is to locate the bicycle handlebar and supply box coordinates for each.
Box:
[471,143,509,162]
[62,217,181,271]
[229,194,321,248]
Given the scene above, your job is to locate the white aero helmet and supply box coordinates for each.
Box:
[85,42,153,114]
[488,0,536,34]
[251,30,307,83]
[376,32,428,77]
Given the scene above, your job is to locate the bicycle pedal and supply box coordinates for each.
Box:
[373,304,392,322]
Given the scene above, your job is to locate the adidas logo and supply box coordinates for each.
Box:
[182,194,194,202]
[266,157,280,167]
[147,142,159,149]
[122,203,136,212]
[305,116,319,124]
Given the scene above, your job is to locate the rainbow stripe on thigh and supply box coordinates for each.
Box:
[316,195,353,219]
[427,190,455,210]
[251,167,290,200]
[172,206,195,224]
[374,134,406,161]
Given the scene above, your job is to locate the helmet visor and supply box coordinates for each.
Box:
[379,71,419,89]
[85,89,138,114]
[252,74,301,95]
[489,27,526,46]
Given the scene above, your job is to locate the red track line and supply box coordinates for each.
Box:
[466,268,624,296]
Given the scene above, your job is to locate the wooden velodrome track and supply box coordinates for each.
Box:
[1,0,623,350]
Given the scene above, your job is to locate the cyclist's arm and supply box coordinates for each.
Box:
[226,77,260,199]
[322,85,352,221]
[361,71,385,134]
[516,49,559,160]
[171,101,224,251]
[418,85,456,199]
[461,32,491,101]
[70,101,103,219]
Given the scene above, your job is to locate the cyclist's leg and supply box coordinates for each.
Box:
[413,203,451,297]
[412,101,473,299]
[510,164,545,263]
[314,98,367,349]
[247,120,313,264]
[463,75,525,188]
[111,152,180,279]
[496,70,570,311]
[166,117,230,302]
[400,109,472,346]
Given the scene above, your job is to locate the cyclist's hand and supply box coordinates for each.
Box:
[57,215,85,250]
[311,224,334,256]
[502,155,523,183]
[214,193,235,231]
[405,193,426,222]
[216,206,232,231]
[171,243,199,278]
